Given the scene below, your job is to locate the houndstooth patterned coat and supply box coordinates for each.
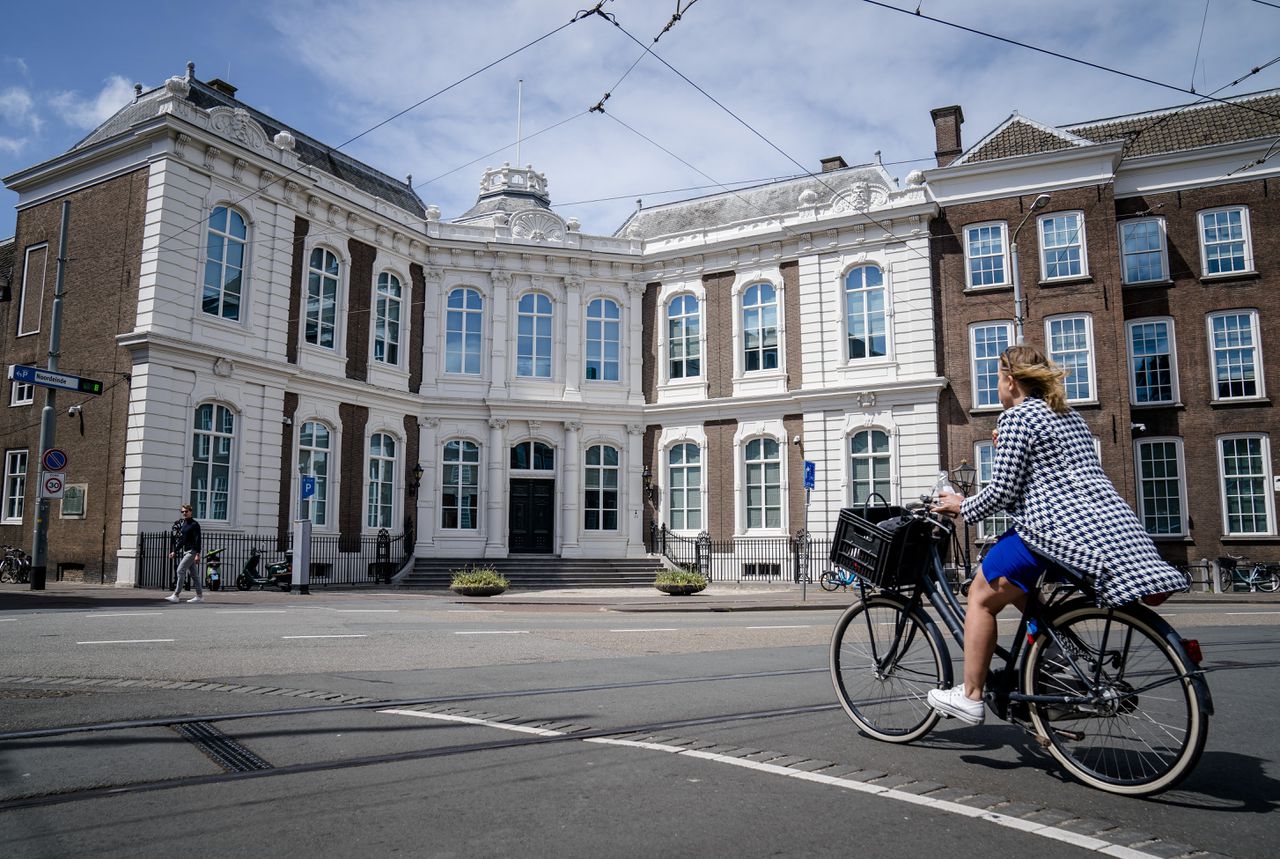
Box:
[961,398,1187,606]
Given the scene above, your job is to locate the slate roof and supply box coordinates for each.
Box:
[0,237,14,288]
[72,76,425,217]
[454,189,554,224]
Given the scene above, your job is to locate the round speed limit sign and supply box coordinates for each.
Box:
[42,472,65,500]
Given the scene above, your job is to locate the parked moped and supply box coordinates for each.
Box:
[236,546,293,592]
[175,547,223,592]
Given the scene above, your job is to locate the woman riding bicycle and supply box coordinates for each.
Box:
[928,344,1187,725]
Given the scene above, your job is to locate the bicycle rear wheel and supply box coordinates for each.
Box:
[819,571,841,592]
[0,560,13,583]
[830,595,950,743]
[1257,569,1280,593]
[1022,602,1209,795]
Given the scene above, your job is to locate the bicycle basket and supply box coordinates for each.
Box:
[829,502,931,589]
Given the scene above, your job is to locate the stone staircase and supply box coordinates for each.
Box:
[400,556,665,589]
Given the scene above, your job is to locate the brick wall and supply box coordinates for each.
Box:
[286,217,308,364]
[338,402,369,548]
[277,392,298,544]
[781,261,803,391]
[408,263,426,393]
[703,271,735,399]
[642,424,658,536]
[783,413,804,533]
[703,418,737,540]
[641,281,659,403]
[346,238,374,382]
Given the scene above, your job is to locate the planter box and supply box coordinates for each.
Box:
[655,582,705,596]
[451,585,507,597]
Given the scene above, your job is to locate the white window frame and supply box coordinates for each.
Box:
[445,287,484,375]
[1126,317,1180,406]
[741,282,780,374]
[9,380,34,407]
[743,436,782,530]
[1118,217,1168,285]
[515,292,554,379]
[373,271,402,366]
[666,294,701,381]
[441,439,480,530]
[969,321,1013,410]
[305,246,342,350]
[963,221,1010,289]
[1037,210,1088,281]
[17,243,48,336]
[848,429,892,507]
[3,449,28,524]
[366,432,397,530]
[510,440,555,472]
[201,205,248,321]
[1135,437,1188,537]
[1198,206,1254,277]
[191,403,235,522]
[843,265,888,362]
[1206,310,1265,402]
[298,420,332,528]
[974,441,1012,541]
[583,444,620,531]
[1217,433,1274,536]
[666,442,702,532]
[1045,313,1096,404]
[584,297,621,383]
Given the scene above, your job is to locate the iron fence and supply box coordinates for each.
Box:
[650,525,833,584]
[137,530,408,590]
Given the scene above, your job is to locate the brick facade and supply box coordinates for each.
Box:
[703,418,737,541]
[346,238,374,382]
[702,271,735,399]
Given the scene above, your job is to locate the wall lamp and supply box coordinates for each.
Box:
[410,462,424,497]
[642,465,658,504]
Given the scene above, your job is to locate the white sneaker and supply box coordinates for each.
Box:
[165,594,180,603]
[927,686,985,725]
[186,595,204,603]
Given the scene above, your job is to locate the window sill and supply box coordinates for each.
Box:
[1123,279,1174,288]
[1221,535,1280,543]
[1131,401,1184,410]
[9,402,34,408]
[963,284,1012,294]
[968,406,1003,416]
[1067,400,1101,409]
[1199,270,1259,285]
[1209,397,1271,408]
[1151,535,1193,543]
[1038,275,1092,288]
[1,520,24,527]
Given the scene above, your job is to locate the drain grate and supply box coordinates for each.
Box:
[175,721,273,773]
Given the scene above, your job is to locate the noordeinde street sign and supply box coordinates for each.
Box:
[7,364,104,395]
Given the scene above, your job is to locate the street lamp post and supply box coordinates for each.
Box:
[950,459,978,583]
[1010,193,1050,343]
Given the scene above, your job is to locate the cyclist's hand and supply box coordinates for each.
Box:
[932,489,963,519]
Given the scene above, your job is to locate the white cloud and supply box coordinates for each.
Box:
[0,85,41,134]
[0,135,26,155]
[50,75,135,130]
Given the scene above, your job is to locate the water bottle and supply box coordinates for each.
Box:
[931,470,955,499]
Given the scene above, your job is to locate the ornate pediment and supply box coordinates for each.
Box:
[829,179,892,214]
[509,210,566,244]
[207,107,270,155]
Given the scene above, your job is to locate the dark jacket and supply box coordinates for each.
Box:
[171,518,202,554]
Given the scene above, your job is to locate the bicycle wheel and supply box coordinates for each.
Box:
[830,595,951,742]
[819,571,841,592]
[0,560,13,583]
[1259,570,1280,593]
[1022,601,1209,795]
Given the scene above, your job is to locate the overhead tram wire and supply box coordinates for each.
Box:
[586,0,700,115]
[412,110,590,193]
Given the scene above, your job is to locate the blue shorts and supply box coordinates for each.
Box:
[981,529,1048,593]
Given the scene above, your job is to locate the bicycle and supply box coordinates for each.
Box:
[819,566,859,591]
[827,501,1212,796]
[1217,555,1280,593]
[0,545,32,584]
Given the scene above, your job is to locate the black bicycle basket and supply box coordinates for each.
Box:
[829,494,932,589]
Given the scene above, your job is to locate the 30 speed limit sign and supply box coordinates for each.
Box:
[40,472,65,500]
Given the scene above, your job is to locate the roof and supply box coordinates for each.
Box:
[0,237,14,286]
[72,74,425,217]
[955,88,1280,165]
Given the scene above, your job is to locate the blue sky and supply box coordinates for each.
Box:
[3,0,1280,239]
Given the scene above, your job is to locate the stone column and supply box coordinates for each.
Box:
[560,420,583,557]
[417,417,440,551]
[626,422,646,557]
[626,281,645,404]
[563,275,583,401]
[484,417,508,556]
[489,270,511,398]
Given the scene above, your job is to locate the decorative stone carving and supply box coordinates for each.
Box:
[490,270,511,288]
[421,417,440,429]
[259,169,276,192]
[509,210,565,243]
[328,204,341,226]
[493,213,510,227]
[165,75,190,98]
[273,131,296,152]
[856,392,877,409]
[232,158,247,182]
[376,225,390,247]
[212,357,234,378]
[626,424,643,436]
[487,418,508,430]
[425,204,441,222]
[565,217,580,232]
[527,420,542,433]
[307,196,320,217]
[203,145,221,172]
[563,420,583,433]
[560,275,582,292]
[347,213,359,233]
[798,188,818,208]
[209,107,269,153]
[174,133,191,160]
[424,267,444,282]
[906,170,925,186]
[626,281,645,296]
[394,233,408,255]
[831,180,890,214]
[284,182,300,206]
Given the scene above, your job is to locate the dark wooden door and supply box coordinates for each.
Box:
[509,479,554,553]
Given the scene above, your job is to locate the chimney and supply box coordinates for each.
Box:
[207,78,238,98]
[930,105,965,167]
[820,155,848,173]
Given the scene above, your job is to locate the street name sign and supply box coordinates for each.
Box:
[7,364,104,395]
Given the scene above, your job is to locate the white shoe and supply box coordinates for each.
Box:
[187,595,204,603]
[927,686,985,725]
[165,594,180,603]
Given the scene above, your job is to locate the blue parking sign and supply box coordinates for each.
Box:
[803,460,816,490]
[301,476,316,499]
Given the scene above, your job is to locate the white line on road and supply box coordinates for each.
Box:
[610,628,678,633]
[328,609,400,613]
[86,612,164,618]
[379,709,565,736]
[212,610,289,614]
[1226,611,1280,616]
[447,609,504,613]
[454,630,529,635]
[77,639,175,645]
[0,618,17,622]
[281,634,368,640]
[747,625,811,630]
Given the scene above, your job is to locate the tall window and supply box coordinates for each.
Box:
[191,404,234,521]
[305,248,339,348]
[510,441,554,471]
[975,441,1012,540]
[3,450,27,524]
[1046,314,1094,402]
[1119,218,1167,284]
[849,430,890,506]
[445,288,483,375]
[970,322,1012,408]
[584,444,619,531]
[1199,207,1252,275]
[9,381,33,407]
[367,433,396,529]
[1127,318,1178,405]
[17,243,47,336]
[667,295,701,379]
[516,293,553,378]
[442,440,480,530]
[1136,439,1185,536]
[742,282,778,372]
[963,222,1008,288]
[845,266,886,360]
[202,206,247,320]
[667,443,702,531]
[1218,435,1272,535]
[744,437,781,529]
[1038,211,1086,280]
[373,272,401,365]
[298,421,330,527]
[585,298,621,382]
[1208,311,1262,400]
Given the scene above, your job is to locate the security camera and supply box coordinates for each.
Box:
[792,435,802,445]
[67,404,83,417]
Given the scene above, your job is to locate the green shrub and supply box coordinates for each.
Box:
[654,569,708,587]
[450,566,509,589]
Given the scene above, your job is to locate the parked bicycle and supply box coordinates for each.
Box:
[1217,555,1280,593]
[0,545,32,584]
[819,566,858,591]
[827,499,1211,796]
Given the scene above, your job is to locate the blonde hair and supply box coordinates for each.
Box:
[1000,344,1069,413]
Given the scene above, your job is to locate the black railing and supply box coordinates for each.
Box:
[137,530,408,590]
[650,524,832,584]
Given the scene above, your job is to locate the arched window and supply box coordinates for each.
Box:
[516,292,553,378]
[202,206,247,320]
[306,247,340,348]
[510,441,554,471]
[298,421,331,526]
[668,443,701,530]
[742,283,778,372]
[585,298,621,382]
[445,288,483,374]
[191,403,234,521]
[367,433,396,529]
[584,444,619,530]
[373,272,402,365]
[667,295,700,379]
[849,429,891,506]
[744,437,781,528]
[845,266,886,360]
[442,440,480,529]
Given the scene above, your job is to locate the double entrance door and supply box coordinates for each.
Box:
[508,478,554,553]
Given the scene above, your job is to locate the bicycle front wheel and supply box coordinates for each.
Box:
[830,595,950,743]
[1258,570,1280,593]
[0,560,13,583]
[819,571,841,592]
[1022,602,1209,795]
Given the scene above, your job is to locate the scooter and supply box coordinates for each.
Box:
[175,548,222,592]
[236,546,293,592]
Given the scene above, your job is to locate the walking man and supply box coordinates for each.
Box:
[166,504,203,603]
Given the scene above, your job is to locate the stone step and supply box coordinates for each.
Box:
[402,556,665,589]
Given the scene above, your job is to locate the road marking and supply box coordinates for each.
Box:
[77,639,175,645]
[87,612,164,618]
[213,610,289,614]
[1225,611,1280,616]
[447,609,504,613]
[281,634,368,640]
[610,628,678,633]
[328,609,400,613]
[379,709,566,736]
[454,630,529,635]
[747,624,811,630]
[0,618,17,622]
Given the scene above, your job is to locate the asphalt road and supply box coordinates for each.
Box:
[1,589,1276,858]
